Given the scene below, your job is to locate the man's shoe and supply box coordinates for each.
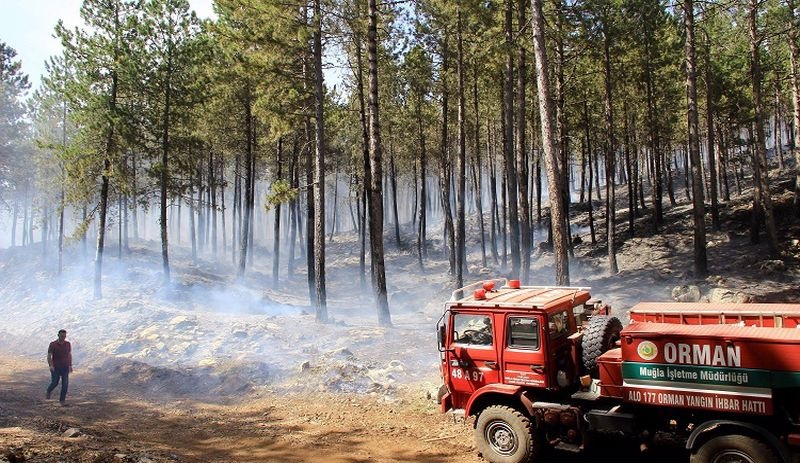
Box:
[46,391,51,400]
[59,400,68,407]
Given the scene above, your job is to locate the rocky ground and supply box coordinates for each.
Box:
[0,166,798,463]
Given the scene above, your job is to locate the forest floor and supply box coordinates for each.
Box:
[1,166,799,463]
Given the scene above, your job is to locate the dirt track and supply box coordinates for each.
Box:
[0,356,481,463]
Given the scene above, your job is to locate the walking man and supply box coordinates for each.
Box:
[46,329,72,405]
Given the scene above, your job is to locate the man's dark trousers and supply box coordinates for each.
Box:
[47,367,69,402]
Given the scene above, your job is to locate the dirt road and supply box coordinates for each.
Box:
[0,356,480,463]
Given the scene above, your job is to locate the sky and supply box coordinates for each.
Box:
[1,0,216,92]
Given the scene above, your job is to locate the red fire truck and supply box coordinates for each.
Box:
[437,279,800,463]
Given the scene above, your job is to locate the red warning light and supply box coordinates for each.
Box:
[483,281,495,292]
[508,279,521,289]
[474,289,487,300]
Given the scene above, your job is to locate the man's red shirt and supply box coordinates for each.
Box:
[48,341,71,369]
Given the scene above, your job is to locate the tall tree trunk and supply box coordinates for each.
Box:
[189,186,197,263]
[367,0,391,327]
[273,137,283,289]
[473,63,487,268]
[160,49,172,285]
[389,148,401,247]
[313,0,328,321]
[716,121,731,201]
[58,103,66,274]
[789,0,800,216]
[703,11,721,231]
[354,32,371,288]
[22,186,28,247]
[455,7,467,287]
[553,0,572,259]
[775,82,784,169]
[238,90,254,278]
[410,164,418,229]
[95,68,118,298]
[220,154,227,256]
[748,0,779,256]
[42,207,48,258]
[417,93,427,268]
[504,0,521,279]
[132,151,139,241]
[602,16,618,275]
[531,0,569,284]
[117,197,122,258]
[624,102,634,237]
[489,125,500,264]
[232,151,240,263]
[517,0,532,282]
[197,168,205,253]
[210,152,218,256]
[644,18,663,231]
[580,151,587,204]
[683,145,692,201]
[685,0,708,276]
[439,35,456,275]
[329,172,339,239]
[536,150,543,223]
[247,150,255,267]
[11,200,18,247]
[288,140,298,278]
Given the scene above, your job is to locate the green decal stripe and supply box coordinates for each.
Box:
[771,371,800,388]
[622,362,771,388]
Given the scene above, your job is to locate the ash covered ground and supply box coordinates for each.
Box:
[0,178,799,462]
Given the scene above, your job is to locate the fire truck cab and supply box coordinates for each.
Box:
[438,279,598,415]
[437,279,800,463]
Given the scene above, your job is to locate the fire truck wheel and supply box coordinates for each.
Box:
[690,434,780,463]
[581,315,622,374]
[475,405,538,463]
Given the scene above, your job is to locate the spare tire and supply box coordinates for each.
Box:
[582,315,622,374]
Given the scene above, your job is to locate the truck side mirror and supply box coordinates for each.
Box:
[438,325,454,352]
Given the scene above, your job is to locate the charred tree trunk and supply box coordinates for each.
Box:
[273,137,283,289]
[389,148,401,247]
[703,14,721,231]
[159,48,173,285]
[644,21,663,231]
[313,0,328,321]
[367,0,391,326]
[354,33,370,288]
[624,102,634,238]
[531,0,569,284]
[489,125,500,264]
[473,63,487,268]
[789,0,800,216]
[288,140,298,278]
[232,151,240,264]
[95,76,116,298]
[189,186,197,263]
[748,0,779,256]
[439,35,456,275]
[238,91,254,278]
[417,93,428,268]
[504,0,521,279]
[517,0,532,282]
[602,17,618,275]
[455,7,467,287]
[685,0,708,276]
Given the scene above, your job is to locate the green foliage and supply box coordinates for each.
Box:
[264,179,298,211]
[0,41,32,204]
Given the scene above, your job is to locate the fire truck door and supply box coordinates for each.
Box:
[501,315,548,388]
[449,312,500,393]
